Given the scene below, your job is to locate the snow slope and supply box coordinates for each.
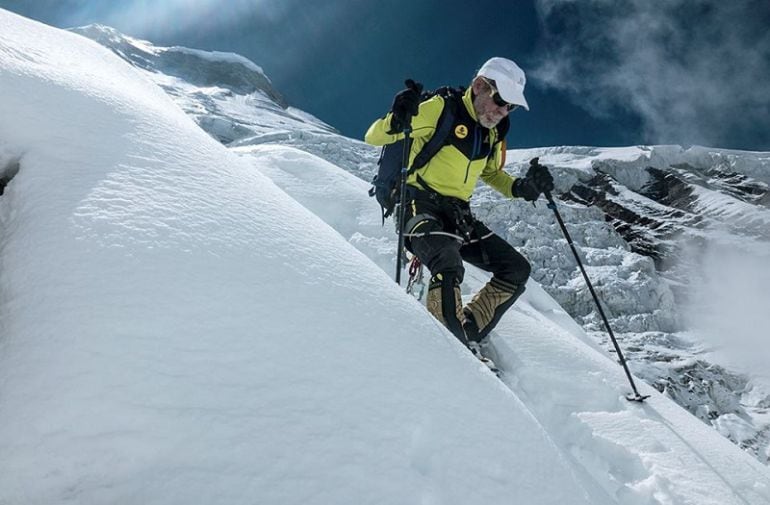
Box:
[0,9,598,505]
[1,8,770,505]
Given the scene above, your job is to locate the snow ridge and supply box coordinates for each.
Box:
[69,23,338,145]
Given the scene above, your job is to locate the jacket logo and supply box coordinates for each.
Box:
[454,124,468,139]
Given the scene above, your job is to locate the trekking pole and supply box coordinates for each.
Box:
[395,79,422,285]
[394,124,411,285]
[542,181,650,402]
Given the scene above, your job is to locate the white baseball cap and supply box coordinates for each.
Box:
[476,57,529,111]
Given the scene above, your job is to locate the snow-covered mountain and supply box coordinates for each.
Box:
[68,24,335,143]
[67,24,770,466]
[2,10,770,504]
[66,24,376,179]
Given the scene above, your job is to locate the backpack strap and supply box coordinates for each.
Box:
[493,115,510,146]
[489,115,510,169]
[410,91,461,172]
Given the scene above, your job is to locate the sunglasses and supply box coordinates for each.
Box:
[480,77,518,112]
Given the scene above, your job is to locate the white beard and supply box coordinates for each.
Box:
[479,115,502,129]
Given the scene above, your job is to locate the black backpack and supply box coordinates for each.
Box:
[368,86,509,223]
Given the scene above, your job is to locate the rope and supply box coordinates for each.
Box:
[403,230,494,244]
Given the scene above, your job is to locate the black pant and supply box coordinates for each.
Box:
[402,189,531,340]
[403,191,531,287]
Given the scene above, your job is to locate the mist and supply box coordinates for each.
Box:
[682,240,770,379]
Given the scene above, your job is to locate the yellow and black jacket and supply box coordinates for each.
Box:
[365,88,515,202]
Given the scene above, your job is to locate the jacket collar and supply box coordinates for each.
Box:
[462,87,479,122]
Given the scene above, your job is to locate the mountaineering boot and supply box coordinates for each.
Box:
[467,341,501,376]
[426,272,467,345]
[463,277,525,342]
[462,308,481,343]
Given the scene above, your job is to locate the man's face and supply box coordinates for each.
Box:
[472,78,513,129]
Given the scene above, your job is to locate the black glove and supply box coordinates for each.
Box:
[388,79,423,134]
[512,157,555,202]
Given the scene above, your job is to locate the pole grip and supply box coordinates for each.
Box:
[400,79,423,130]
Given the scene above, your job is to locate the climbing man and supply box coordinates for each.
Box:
[364,57,554,359]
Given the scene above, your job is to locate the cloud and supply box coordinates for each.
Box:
[532,0,770,149]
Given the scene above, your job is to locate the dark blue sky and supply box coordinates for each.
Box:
[2,0,768,150]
